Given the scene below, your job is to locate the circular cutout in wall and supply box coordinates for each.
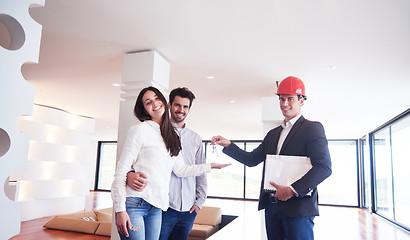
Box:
[0,128,11,157]
[0,14,25,50]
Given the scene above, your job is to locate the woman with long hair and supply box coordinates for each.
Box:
[111,86,229,240]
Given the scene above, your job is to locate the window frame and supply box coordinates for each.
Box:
[94,141,117,192]
[369,108,410,232]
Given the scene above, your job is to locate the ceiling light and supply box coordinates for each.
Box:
[327,66,336,71]
[112,83,120,87]
[207,76,215,79]
[230,100,236,104]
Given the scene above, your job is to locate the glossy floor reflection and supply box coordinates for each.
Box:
[11,191,410,240]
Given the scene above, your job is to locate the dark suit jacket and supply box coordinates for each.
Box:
[223,116,332,217]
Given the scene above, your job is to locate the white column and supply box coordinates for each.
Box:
[0,0,44,239]
[111,50,170,240]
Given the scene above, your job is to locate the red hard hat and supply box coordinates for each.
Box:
[276,76,306,97]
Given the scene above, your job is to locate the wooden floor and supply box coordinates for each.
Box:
[10,191,410,240]
[10,191,112,240]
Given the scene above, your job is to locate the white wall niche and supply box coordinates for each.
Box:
[0,128,11,157]
[0,13,25,50]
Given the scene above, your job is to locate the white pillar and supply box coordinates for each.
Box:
[0,0,44,239]
[116,50,170,156]
[111,50,170,239]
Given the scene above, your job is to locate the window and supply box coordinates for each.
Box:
[373,128,393,217]
[390,116,410,228]
[205,139,360,206]
[95,139,360,207]
[359,136,371,208]
[205,140,263,200]
[318,140,358,206]
[206,142,245,198]
[244,142,263,200]
[371,109,410,230]
[95,142,117,191]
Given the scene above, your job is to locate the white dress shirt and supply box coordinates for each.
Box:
[276,115,302,155]
[276,114,302,196]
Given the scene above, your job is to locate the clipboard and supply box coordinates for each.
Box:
[263,155,312,190]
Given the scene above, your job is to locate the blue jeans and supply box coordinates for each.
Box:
[265,202,315,240]
[159,208,197,240]
[118,197,162,240]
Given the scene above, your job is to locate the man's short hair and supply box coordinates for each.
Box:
[169,87,196,108]
[278,95,307,101]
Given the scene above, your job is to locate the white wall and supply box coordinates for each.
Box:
[262,97,282,135]
[0,0,44,238]
[88,140,99,190]
[13,104,95,221]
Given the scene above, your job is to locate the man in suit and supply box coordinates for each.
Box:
[211,76,332,240]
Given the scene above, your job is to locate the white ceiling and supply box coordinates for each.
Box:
[20,0,410,141]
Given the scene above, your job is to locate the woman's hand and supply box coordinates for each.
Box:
[116,211,131,237]
[210,163,231,169]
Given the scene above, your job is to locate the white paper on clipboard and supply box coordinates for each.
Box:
[263,155,312,190]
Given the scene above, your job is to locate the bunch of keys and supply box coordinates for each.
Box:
[212,145,219,157]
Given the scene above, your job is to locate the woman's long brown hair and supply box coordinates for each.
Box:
[134,86,181,157]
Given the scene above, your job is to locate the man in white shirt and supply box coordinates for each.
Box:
[127,87,206,240]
